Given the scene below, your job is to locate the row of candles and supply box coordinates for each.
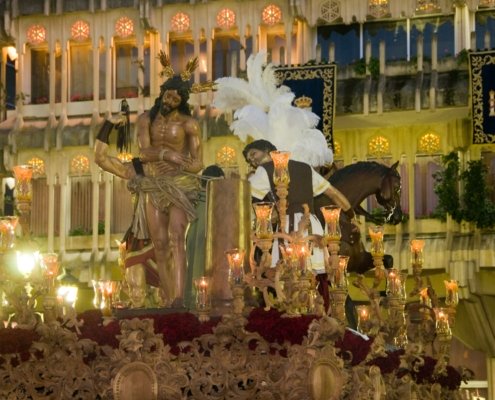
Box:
[0,244,80,327]
[0,164,83,327]
[357,225,459,343]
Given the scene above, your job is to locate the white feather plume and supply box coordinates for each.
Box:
[213,76,266,111]
[231,105,269,142]
[213,51,333,167]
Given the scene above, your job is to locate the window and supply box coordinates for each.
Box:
[70,44,93,101]
[115,43,139,99]
[475,13,495,50]
[31,49,50,104]
[317,24,360,66]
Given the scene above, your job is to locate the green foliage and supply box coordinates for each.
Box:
[455,49,469,66]
[461,160,495,228]
[69,226,89,236]
[368,57,380,80]
[69,221,105,236]
[98,220,105,235]
[433,151,495,228]
[353,57,380,80]
[433,152,462,222]
[353,58,366,76]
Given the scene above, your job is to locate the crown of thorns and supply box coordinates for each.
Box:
[157,50,215,93]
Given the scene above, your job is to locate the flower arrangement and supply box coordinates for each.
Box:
[70,93,94,102]
[32,96,48,104]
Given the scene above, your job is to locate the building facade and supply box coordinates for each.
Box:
[0,1,494,397]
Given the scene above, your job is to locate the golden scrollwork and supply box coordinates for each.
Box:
[274,64,336,149]
[0,313,464,398]
[469,51,495,144]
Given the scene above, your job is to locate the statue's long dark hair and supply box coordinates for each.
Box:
[149,75,192,122]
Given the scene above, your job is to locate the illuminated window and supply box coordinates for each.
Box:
[320,0,340,24]
[418,132,441,154]
[27,24,46,45]
[333,141,342,158]
[368,136,390,157]
[262,4,282,25]
[117,152,133,163]
[71,20,90,41]
[115,17,134,38]
[71,155,90,175]
[171,12,191,33]
[415,0,440,13]
[479,0,495,6]
[216,146,237,166]
[28,157,45,176]
[216,8,236,30]
[368,0,390,18]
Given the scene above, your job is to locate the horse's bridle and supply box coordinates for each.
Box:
[376,172,401,222]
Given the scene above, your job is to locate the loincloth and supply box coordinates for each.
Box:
[127,173,199,240]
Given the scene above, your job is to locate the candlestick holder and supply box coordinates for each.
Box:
[226,249,246,316]
[12,165,33,239]
[368,225,385,287]
[194,276,211,322]
[270,150,290,233]
[409,239,425,296]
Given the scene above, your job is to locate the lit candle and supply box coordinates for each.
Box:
[0,216,18,253]
[387,268,398,295]
[410,239,425,266]
[444,280,459,306]
[12,165,34,202]
[270,151,291,185]
[434,307,451,336]
[334,255,349,288]
[320,205,341,241]
[253,202,274,239]
[194,276,210,310]
[41,252,60,294]
[226,248,245,285]
[357,305,371,335]
[368,225,384,257]
[281,244,297,270]
[297,243,309,274]
[419,287,431,307]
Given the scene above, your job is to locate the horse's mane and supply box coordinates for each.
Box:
[329,161,390,186]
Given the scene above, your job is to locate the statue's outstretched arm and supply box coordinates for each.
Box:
[94,120,135,180]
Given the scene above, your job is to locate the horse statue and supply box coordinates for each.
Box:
[314,161,403,274]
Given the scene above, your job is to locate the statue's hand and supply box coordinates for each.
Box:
[154,161,178,175]
[109,114,126,126]
[163,151,192,168]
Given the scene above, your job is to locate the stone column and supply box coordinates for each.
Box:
[415,34,423,112]
[430,33,438,110]
[285,23,292,66]
[206,29,213,82]
[137,35,145,115]
[363,40,371,115]
[58,165,68,259]
[454,0,470,54]
[47,168,56,252]
[377,40,385,114]
[105,38,113,117]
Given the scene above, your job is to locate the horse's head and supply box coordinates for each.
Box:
[375,161,403,224]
